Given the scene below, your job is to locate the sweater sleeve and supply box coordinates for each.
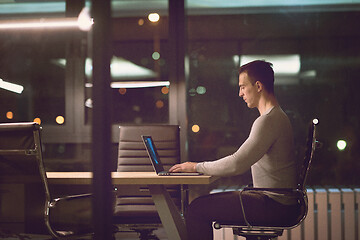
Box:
[196,114,279,176]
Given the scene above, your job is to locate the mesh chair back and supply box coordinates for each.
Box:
[297,121,317,190]
[213,120,319,235]
[0,122,49,233]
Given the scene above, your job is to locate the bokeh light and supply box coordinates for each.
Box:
[148,13,160,23]
[156,100,164,109]
[56,116,65,125]
[192,124,200,133]
[152,52,160,60]
[337,140,347,151]
[6,111,13,119]
[138,18,144,26]
[119,88,127,95]
[161,86,169,95]
[196,86,206,95]
[33,118,41,125]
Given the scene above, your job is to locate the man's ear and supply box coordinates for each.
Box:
[255,81,263,92]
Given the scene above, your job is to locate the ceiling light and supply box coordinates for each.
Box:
[0,7,93,31]
[54,57,157,80]
[77,7,93,31]
[0,78,24,94]
[111,81,170,88]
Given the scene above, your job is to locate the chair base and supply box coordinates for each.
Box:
[134,228,159,240]
[233,227,283,240]
[116,224,160,240]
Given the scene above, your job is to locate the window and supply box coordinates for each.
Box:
[187,5,360,186]
[0,32,67,126]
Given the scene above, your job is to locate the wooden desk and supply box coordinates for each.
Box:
[47,172,218,240]
[47,171,216,185]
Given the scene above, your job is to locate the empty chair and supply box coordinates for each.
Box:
[0,122,93,239]
[113,125,182,239]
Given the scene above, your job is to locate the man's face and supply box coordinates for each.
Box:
[238,72,259,109]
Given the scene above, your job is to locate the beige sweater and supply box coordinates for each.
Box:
[196,106,297,204]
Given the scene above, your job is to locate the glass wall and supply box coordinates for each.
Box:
[85,17,170,125]
[186,4,360,186]
[1,0,359,186]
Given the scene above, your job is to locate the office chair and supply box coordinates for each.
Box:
[113,125,182,240]
[213,119,319,240]
[0,122,93,239]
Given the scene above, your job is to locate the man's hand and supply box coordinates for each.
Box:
[169,162,197,173]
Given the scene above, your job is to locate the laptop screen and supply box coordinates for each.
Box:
[142,135,165,173]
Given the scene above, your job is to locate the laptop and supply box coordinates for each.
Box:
[142,135,202,176]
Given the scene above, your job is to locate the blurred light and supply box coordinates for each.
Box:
[233,55,240,66]
[133,105,140,112]
[118,88,127,95]
[192,124,200,133]
[58,144,65,154]
[189,88,196,96]
[6,111,13,120]
[111,81,169,88]
[56,116,65,125]
[85,98,93,108]
[108,57,157,80]
[138,18,144,26]
[299,70,317,79]
[155,100,164,109]
[240,55,300,75]
[313,118,319,125]
[56,57,157,80]
[134,117,142,124]
[0,78,24,94]
[337,140,347,151]
[0,7,93,31]
[161,86,169,94]
[77,7,93,31]
[33,118,41,125]
[152,52,160,60]
[0,18,78,30]
[148,13,160,22]
[159,58,166,66]
[196,86,206,95]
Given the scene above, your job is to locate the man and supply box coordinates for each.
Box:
[169,60,300,239]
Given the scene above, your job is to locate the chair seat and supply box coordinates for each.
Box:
[113,204,161,224]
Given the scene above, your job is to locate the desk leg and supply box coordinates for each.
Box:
[148,185,187,240]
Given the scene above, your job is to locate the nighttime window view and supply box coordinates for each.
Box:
[0,1,359,240]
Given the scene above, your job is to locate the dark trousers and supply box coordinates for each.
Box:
[185,191,300,240]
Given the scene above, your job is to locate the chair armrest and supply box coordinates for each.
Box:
[242,187,305,195]
[49,193,92,208]
[50,187,118,208]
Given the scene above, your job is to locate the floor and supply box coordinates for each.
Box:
[0,228,168,240]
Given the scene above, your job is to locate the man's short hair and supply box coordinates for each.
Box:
[238,60,275,94]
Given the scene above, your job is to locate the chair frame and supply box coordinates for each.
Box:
[213,120,319,240]
[0,122,93,240]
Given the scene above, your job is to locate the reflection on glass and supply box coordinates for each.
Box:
[0,33,67,125]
